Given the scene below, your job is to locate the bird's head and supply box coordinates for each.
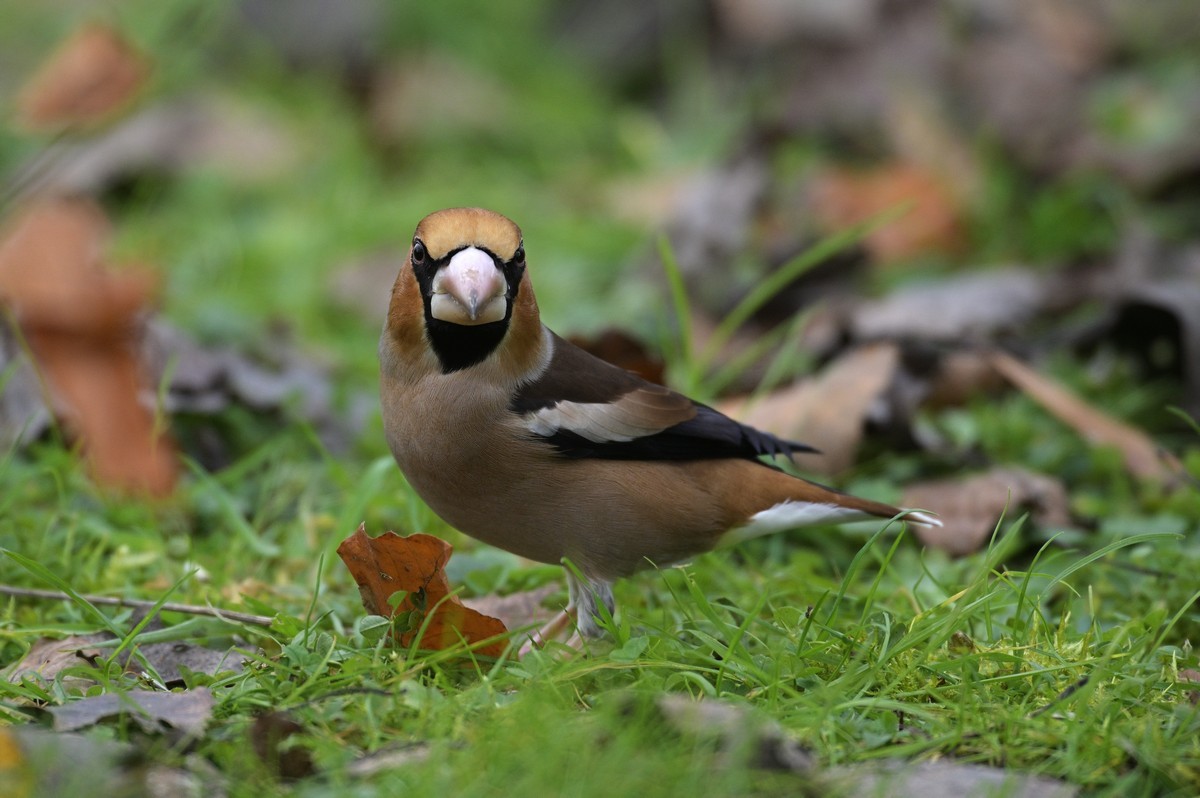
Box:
[384,207,543,375]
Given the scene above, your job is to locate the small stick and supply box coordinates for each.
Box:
[0,584,274,627]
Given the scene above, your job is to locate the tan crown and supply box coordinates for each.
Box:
[415,207,522,261]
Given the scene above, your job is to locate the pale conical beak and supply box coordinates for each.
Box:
[430,246,508,325]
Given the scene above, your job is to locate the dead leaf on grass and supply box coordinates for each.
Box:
[8,633,244,691]
[988,350,1184,486]
[336,524,508,658]
[5,634,105,689]
[135,641,244,687]
[462,584,559,635]
[16,23,150,131]
[849,268,1047,343]
[718,342,900,474]
[809,162,965,264]
[49,688,213,736]
[902,468,1073,555]
[0,198,177,496]
[567,329,666,385]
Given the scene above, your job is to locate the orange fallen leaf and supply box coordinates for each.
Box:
[16,23,150,131]
[810,162,965,264]
[336,524,508,658]
[0,198,176,497]
[988,350,1184,486]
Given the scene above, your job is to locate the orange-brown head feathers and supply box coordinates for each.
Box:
[415,207,523,262]
[383,208,544,380]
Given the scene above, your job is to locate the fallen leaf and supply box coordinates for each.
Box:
[5,634,104,688]
[849,268,1048,343]
[809,162,965,264]
[135,642,244,687]
[49,688,213,736]
[718,342,900,474]
[988,350,1184,485]
[0,198,176,496]
[567,329,666,385]
[336,524,508,658]
[16,23,150,131]
[8,632,244,692]
[903,468,1073,555]
[462,585,559,634]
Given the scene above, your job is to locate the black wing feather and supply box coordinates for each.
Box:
[512,332,815,463]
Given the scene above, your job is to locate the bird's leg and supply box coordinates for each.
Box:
[566,570,614,640]
[515,569,614,658]
[517,606,576,658]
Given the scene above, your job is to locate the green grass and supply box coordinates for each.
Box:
[2,1,1200,795]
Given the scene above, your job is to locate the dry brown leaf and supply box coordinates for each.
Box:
[5,634,105,689]
[810,162,965,264]
[903,468,1072,555]
[462,585,559,635]
[48,688,213,736]
[988,350,1184,485]
[0,198,176,496]
[16,23,150,131]
[567,329,666,385]
[718,342,899,474]
[336,524,507,658]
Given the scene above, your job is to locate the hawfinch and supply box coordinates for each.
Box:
[380,207,937,648]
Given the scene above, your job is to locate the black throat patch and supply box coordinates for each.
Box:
[414,247,525,374]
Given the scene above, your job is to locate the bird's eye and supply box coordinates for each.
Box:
[513,245,525,264]
[412,241,427,265]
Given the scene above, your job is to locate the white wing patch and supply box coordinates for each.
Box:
[525,397,672,443]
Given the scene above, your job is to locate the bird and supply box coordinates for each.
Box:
[379,207,939,651]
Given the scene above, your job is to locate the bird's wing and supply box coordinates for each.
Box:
[511,332,814,462]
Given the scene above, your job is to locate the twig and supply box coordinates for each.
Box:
[0,584,274,627]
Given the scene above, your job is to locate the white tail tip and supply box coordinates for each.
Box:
[900,510,942,528]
